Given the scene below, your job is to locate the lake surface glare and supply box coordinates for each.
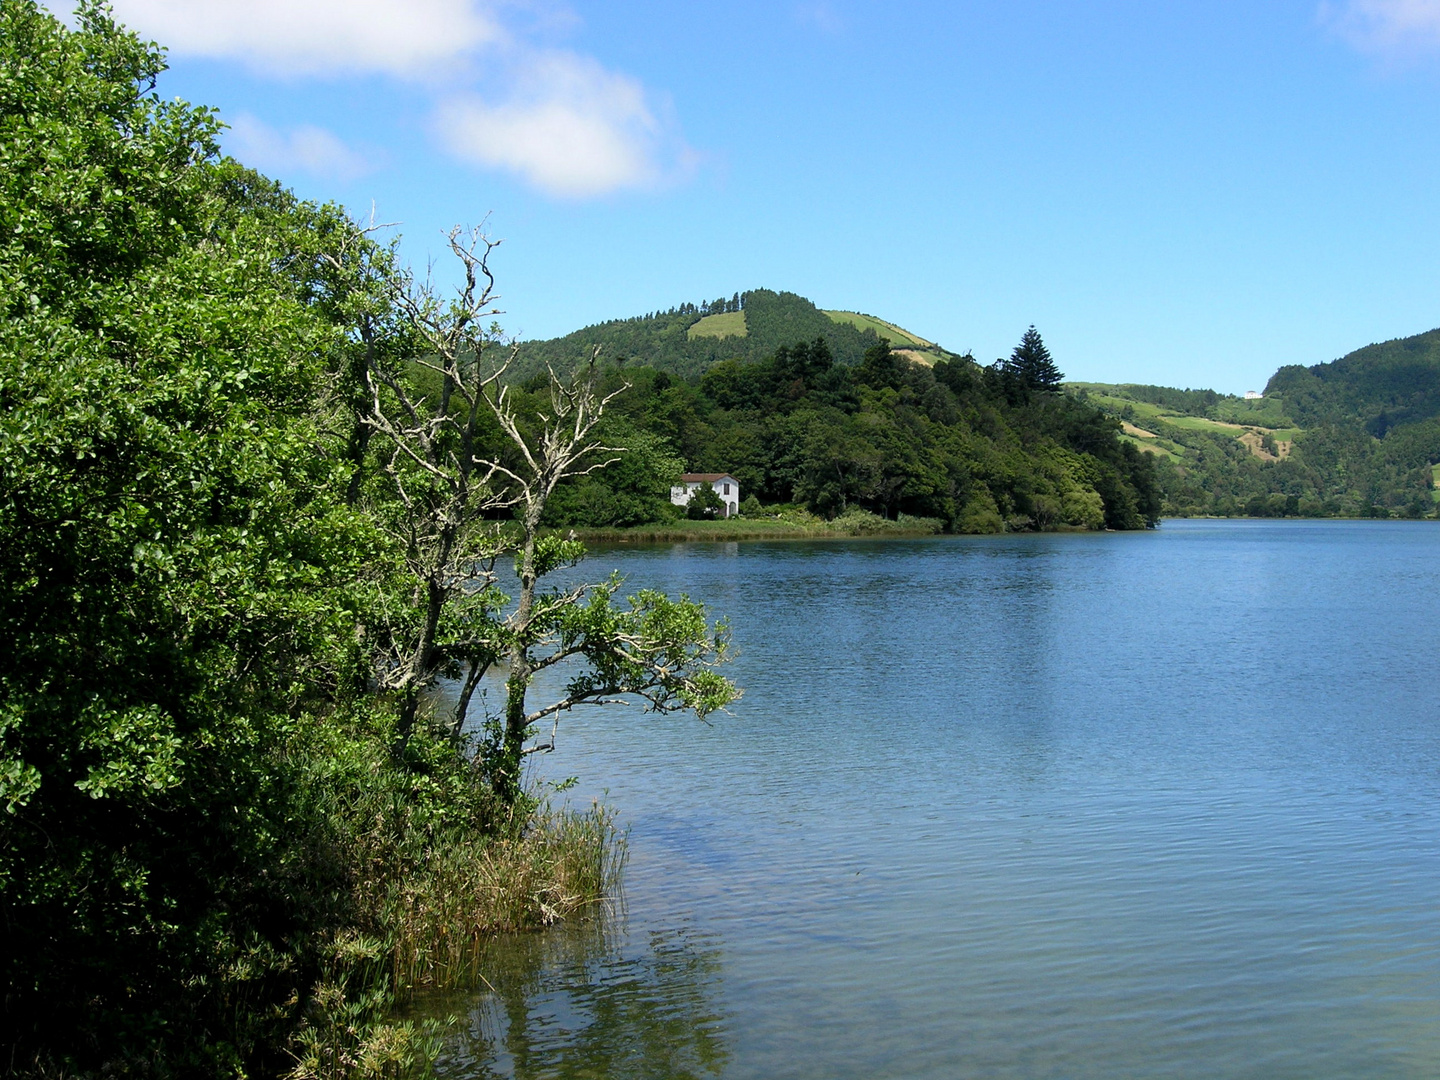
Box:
[422,519,1440,1079]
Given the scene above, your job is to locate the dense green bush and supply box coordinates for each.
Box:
[0,6,635,1074]
[0,3,365,1067]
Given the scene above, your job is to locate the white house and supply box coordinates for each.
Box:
[671,473,741,518]
[1244,391,1264,400]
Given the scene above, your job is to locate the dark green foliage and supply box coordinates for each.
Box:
[539,421,683,528]
[685,481,726,519]
[1264,328,1440,511]
[857,341,908,390]
[515,310,1159,535]
[1266,328,1440,431]
[1004,326,1064,393]
[543,337,1160,533]
[0,3,376,1069]
[0,6,728,1075]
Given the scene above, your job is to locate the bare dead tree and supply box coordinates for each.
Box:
[349,222,737,795]
[351,226,517,748]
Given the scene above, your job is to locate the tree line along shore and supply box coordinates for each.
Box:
[516,294,1440,527]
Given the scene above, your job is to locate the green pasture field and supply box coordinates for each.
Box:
[1211,396,1296,428]
[1084,393,1171,423]
[1074,385,1296,431]
[1097,398,1269,437]
[823,310,933,348]
[1083,390,1305,464]
[1159,413,1258,434]
[1120,434,1183,460]
[687,311,748,339]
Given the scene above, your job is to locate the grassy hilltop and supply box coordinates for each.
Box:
[512,289,958,382]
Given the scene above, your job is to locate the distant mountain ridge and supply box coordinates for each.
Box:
[512,288,958,382]
[1267,327,1440,436]
[1075,325,1440,518]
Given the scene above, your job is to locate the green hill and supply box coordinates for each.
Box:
[513,289,957,382]
[517,290,1440,520]
[510,300,1162,533]
[1266,328,1440,435]
[1070,327,1440,518]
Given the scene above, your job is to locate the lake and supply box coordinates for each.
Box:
[419,519,1440,1079]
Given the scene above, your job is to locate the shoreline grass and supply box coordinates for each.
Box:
[558,509,946,544]
[285,796,625,1080]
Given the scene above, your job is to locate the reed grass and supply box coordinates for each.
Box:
[285,798,625,1080]
[382,803,625,989]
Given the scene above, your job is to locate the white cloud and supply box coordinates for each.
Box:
[100,0,694,198]
[1322,0,1440,57]
[795,2,845,35]
[225,114,375,182]
[109,0,501,77]
[435,52,684,198]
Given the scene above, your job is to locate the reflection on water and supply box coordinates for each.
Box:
[417,919,729,1080]
[426,522,1440,1079]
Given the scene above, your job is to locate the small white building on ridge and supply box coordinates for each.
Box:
[1244,391,1263,400]
[671,473,740,518]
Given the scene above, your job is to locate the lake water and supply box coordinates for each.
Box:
[420,519,1440,1079]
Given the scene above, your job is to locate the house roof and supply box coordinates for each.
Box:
[678,473,736,483]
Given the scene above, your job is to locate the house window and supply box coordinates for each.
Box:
[723,483,731,495]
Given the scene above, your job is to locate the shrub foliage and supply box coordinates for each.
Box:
[0,4,729,1074]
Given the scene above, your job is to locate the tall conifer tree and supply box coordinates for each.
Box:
[1007,325,1063,392]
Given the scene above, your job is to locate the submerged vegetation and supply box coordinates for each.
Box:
[0,4,731,1075]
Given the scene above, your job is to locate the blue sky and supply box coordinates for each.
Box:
[77,0,1440,393]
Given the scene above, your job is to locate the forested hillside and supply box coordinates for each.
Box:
[1072,328,1440,518]
[1266,329,1440,434]
[534,336,1163,533]
[512,288,958,382]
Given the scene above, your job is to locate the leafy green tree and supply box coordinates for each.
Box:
[0,2,379,1067]
[347,228,740,803]
[685,480,726,519]
[0,6,739,1072]
[543,420,685,527]
[857,341,906,390]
